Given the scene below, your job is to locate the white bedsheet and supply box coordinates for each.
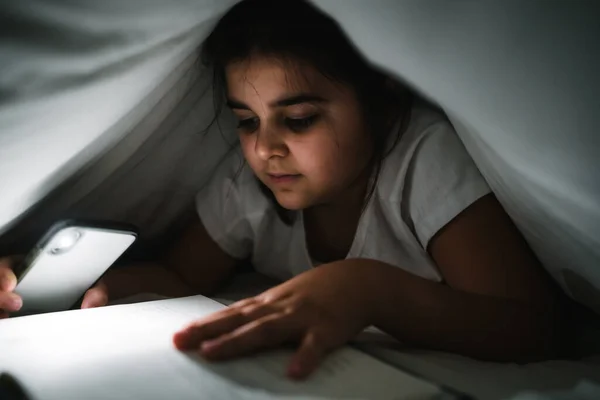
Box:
[363,347,600,400]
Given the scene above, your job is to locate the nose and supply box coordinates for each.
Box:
[254,127,288,161]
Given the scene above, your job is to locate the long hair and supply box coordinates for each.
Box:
[201,0,412,224]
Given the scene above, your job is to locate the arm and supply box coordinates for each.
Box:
[99,216,238,302]
[169,194,564,379]
[364,193,565,361]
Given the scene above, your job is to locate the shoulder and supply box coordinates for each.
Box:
[376,103,491,247]
[208,146,254,189]
[197,146,271,221]
[404,105,478,180]
[377,104,466,196]
[195,146,274,259]
[397,103,459,157]
[406,103,452,139]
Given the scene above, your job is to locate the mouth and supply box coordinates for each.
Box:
[266,173,302,185]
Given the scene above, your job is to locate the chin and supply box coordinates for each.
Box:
[274,194,311,211]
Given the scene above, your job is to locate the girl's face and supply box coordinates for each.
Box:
[226,57,373,210]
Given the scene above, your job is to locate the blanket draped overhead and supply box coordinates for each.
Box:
[0,0,598,313]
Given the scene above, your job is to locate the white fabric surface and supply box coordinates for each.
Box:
[0,0,238,244]
[196,105,490,282]
[507,381,600,400]
[1,0,599,311]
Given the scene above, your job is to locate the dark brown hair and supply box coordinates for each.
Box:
[201,0,412,224]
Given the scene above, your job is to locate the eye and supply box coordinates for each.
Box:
[285,115,319,133]
[237,117,259,133]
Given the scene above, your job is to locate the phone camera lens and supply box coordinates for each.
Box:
[49,229,82,255]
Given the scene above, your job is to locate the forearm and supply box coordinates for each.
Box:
[344,259,564,362]
[101,263,197,301]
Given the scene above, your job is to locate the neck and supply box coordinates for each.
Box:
[302,163,374,263]
[307,163,373,220]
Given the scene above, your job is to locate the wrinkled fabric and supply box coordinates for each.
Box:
[0,1,598,312]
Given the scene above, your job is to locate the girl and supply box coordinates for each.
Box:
[0,0,565,379]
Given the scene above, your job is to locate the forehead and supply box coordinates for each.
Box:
[225,57,334,101]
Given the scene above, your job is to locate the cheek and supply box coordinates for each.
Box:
[239,135,261,169]
[297,124,371,191]
[293,132,352,180]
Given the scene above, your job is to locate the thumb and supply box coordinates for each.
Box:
[0,259,17,292]
[287,328,338,380]
[81,282,109,309]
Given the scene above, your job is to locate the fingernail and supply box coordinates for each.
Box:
[173,331,188,342]
[201,340,219,353]
[173,330,185,339]
[11,296,22,310]
[173,332,190,348]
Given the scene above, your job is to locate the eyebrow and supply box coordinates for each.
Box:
[226,93,327,110]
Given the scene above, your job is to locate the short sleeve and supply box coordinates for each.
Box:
[195,149,254,259]
[406,121,491,248]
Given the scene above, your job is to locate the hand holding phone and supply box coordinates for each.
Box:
[0,258,22,318]
[1,257,110,318]
[80,279,110,309]
[9,220,137,317]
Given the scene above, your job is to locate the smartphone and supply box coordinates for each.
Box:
[12,220,138,316]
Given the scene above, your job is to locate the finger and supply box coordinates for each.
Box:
[0,257,14,268]
[229,298,257,308]
[0,292,22,312]
[173,301,274,350]
[287,329,337,380]
[173,309,248,349]
[81,287,108,309]
[0,264,17,292]
[200,312,295,361]
[0,310,9,319]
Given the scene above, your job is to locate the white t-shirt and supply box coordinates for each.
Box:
[196,106,491,283]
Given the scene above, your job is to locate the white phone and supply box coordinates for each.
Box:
[13,220,138,316]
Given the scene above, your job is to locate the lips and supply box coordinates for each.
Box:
[266,173,301,184]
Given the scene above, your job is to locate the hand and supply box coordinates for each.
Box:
[0,257,23,318]
[81,279,109,309]
[172,261,376,380]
